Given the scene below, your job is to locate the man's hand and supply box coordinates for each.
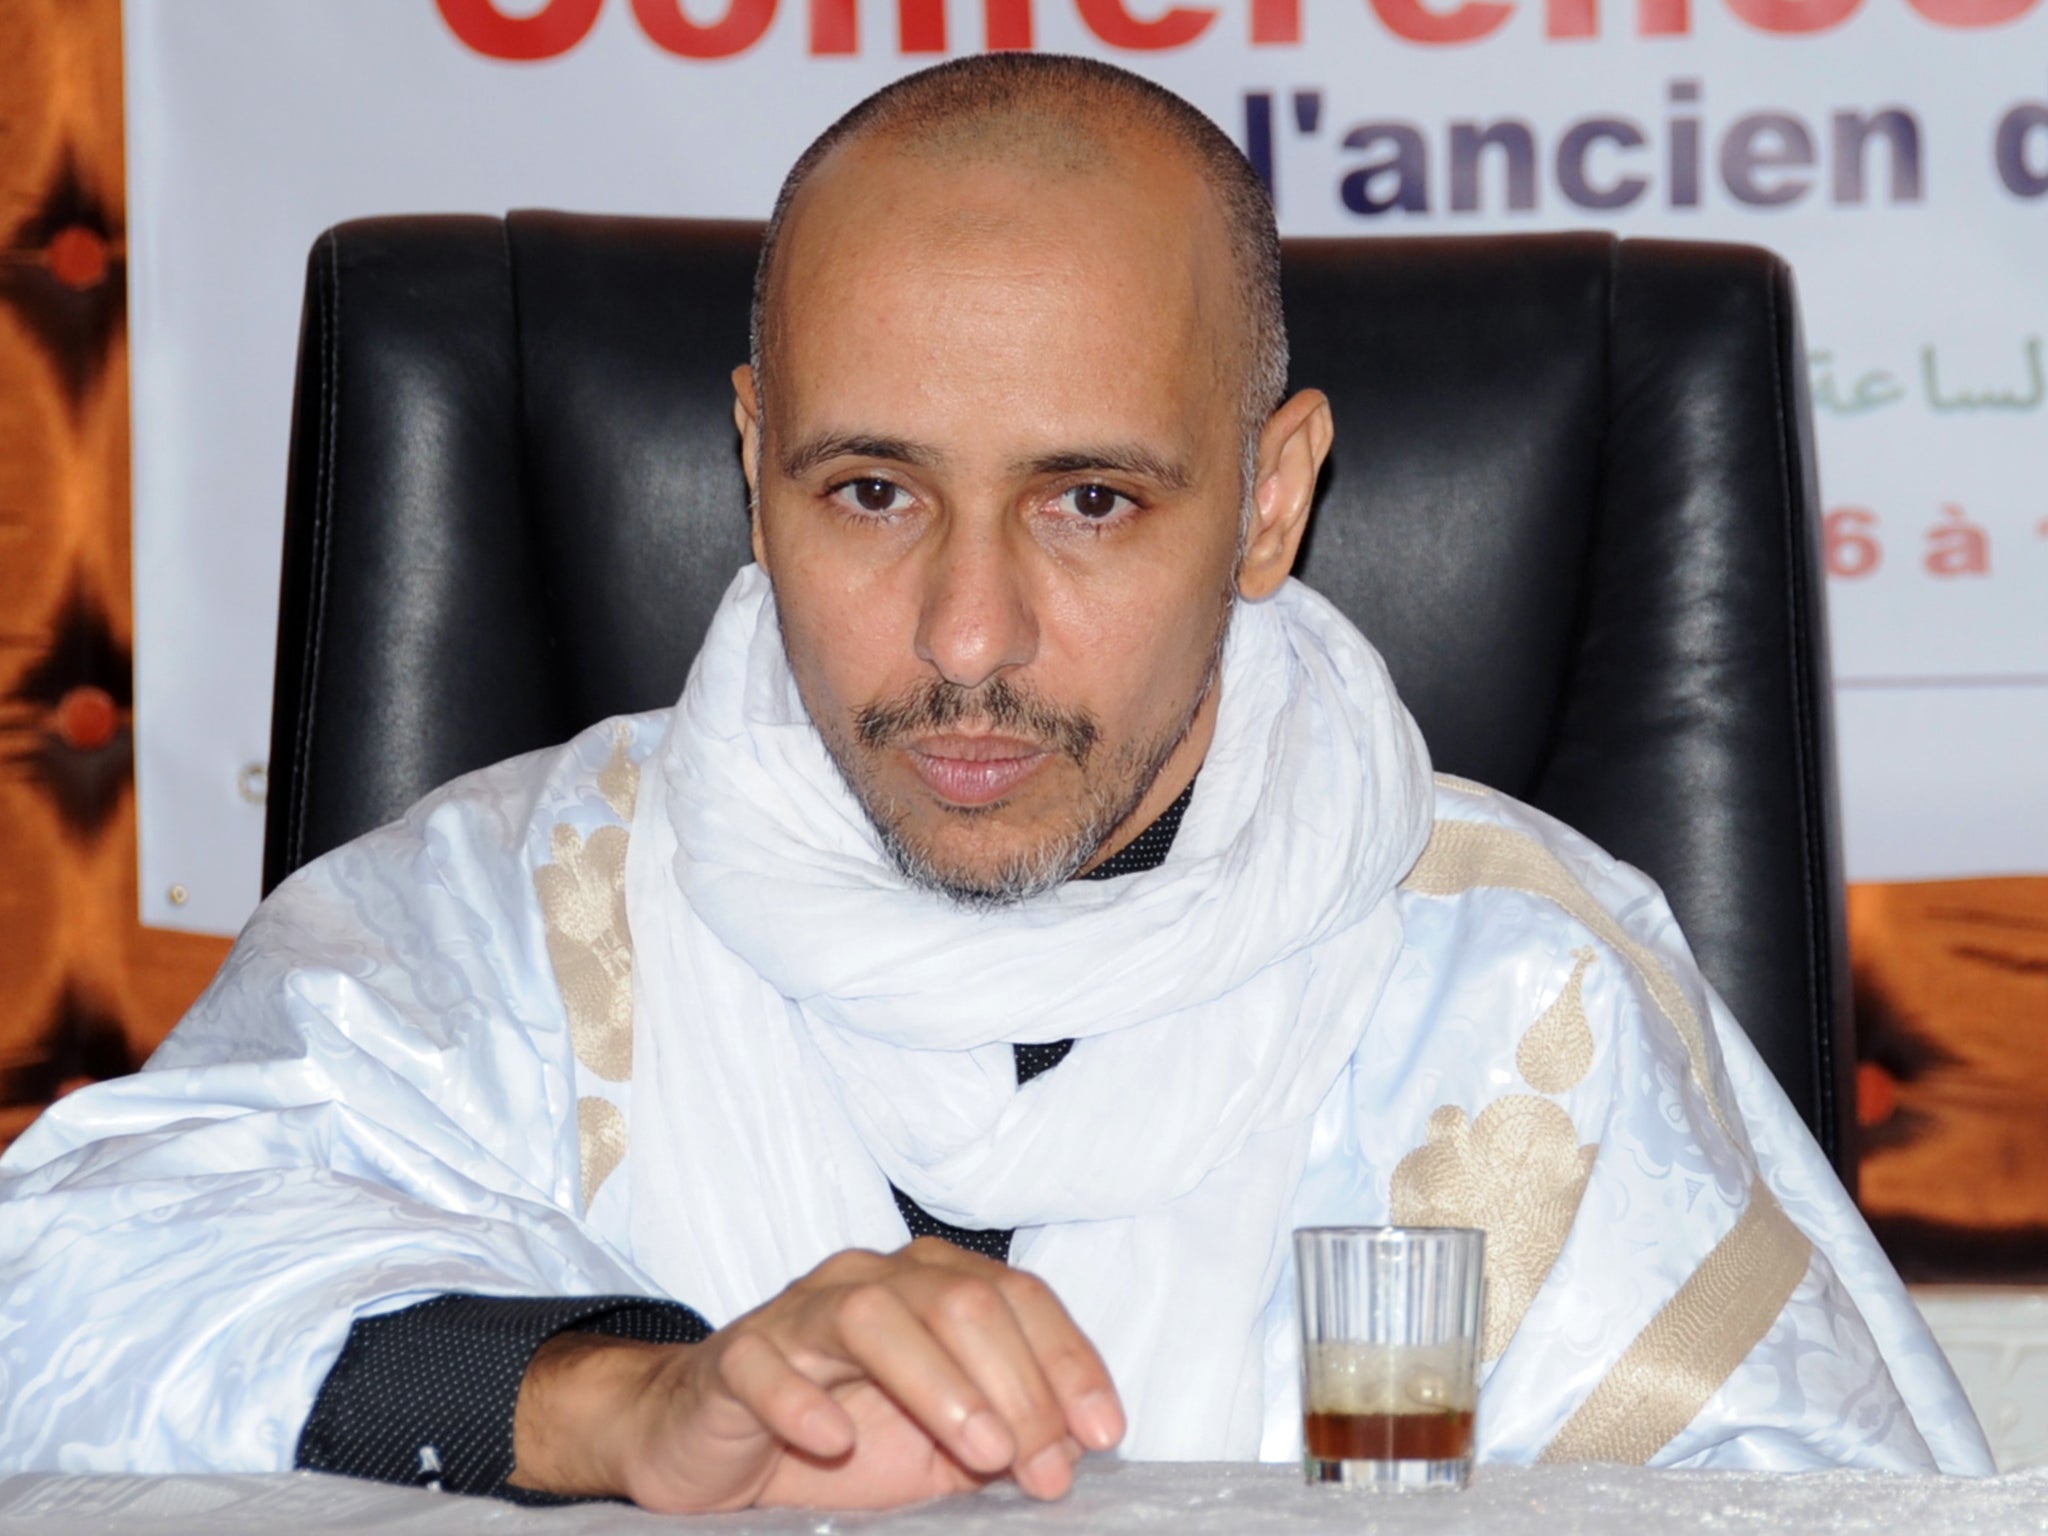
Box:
[508,1238,1126,1511]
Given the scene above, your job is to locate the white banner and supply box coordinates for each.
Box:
[126,0,2048,934]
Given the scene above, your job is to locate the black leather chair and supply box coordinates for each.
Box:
[263,212,1854,1185]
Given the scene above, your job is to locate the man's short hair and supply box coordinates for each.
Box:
[748,53,1289,441]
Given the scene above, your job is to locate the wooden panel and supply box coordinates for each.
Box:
[0,0,231,1152]
[1856,878,2048,1230]
[1853,877,2048,1281]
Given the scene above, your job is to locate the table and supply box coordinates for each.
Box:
[3,1460,2046,1535]
[1914,1287,2048,1473]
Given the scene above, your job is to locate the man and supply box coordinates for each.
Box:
[0,54,1991,1510]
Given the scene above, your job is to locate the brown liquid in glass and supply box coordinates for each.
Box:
[1303,1408,1475,1462]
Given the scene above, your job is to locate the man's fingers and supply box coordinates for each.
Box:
[715,1331,856,1461]
[826,1281,1018,1476]
[911,1268,1076,1494]
[898,1240,1124,1453]
[992,1268,1125,1452]
[752,1241,1120,1502]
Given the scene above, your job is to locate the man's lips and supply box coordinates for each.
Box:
[903,733,1053,807]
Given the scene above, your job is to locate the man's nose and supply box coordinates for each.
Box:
[913,514,1039,690]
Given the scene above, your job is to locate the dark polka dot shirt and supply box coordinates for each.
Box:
[295,778,1195,1498]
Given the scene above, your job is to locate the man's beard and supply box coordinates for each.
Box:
[817,608,1232,909]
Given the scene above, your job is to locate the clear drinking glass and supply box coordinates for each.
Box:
[1293,1225,1484,1490]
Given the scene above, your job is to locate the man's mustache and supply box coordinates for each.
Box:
[855,676,1100,766]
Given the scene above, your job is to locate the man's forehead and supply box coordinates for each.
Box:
[768,238,1221,463]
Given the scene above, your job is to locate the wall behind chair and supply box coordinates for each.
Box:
[0,0,231,1147]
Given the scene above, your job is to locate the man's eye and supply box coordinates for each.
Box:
[1060,484,1129,521]
[834,478,906,515]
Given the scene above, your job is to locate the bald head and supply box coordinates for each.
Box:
[749,54,1288,446]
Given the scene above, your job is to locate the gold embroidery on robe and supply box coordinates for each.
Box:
[1433,772,1495,798]
[542,734,642,1196]
[1538,1180,1813,1464]
[535,822,634,1082]
[1400,819,1735,1143]
[578,1096,630,1208]
[597,728,641,822]
[1518,947,1598,1094]
[1390,1097,1597,1360]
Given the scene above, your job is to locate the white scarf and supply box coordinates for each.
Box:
[622,565,1431,1457]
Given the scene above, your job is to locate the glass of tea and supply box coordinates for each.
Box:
[1292,1225,1484,1491]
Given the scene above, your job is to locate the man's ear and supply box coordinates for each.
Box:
[732,364,768,569]
[1237,388,1333,602]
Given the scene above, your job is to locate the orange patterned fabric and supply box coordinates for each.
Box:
[1852,877,2048,1279]
[0,0,229,1152]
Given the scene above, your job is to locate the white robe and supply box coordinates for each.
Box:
[0,693,1993,1478]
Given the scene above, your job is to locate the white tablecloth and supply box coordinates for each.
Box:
[4,1461,2046,1535]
